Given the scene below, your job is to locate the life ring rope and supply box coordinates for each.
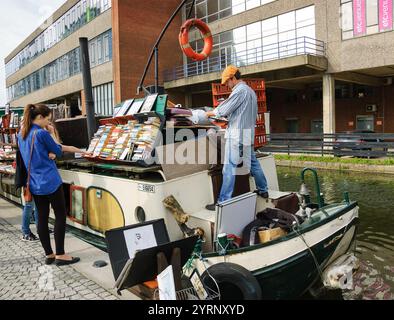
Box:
[179,18,213,62]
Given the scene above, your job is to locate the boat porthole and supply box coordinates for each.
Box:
[135,207,146,223]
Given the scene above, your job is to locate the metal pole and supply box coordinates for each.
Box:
[137,0,190,94]
[79,37,96,140]
[154,46,159,94]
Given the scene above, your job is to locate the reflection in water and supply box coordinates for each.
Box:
[277,166,394,300]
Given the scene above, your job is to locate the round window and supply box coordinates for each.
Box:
[135,207,146,223]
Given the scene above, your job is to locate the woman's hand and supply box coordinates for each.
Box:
[48,152,57,160]
[46,124,55,135]
[81,151,93,157]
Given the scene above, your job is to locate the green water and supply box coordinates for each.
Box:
[277,166,394,300]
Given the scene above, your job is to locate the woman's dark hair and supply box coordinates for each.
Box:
[21,104,51,139]
[234,70,241,80]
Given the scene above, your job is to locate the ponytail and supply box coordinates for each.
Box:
[21,104,51,139]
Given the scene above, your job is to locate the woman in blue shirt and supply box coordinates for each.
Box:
[18,104,89,266]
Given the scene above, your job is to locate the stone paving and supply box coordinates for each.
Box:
[0,217,119,300]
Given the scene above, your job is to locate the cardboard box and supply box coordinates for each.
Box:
[259,227,287,243]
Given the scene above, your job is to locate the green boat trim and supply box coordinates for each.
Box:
[202,201,358,258]
[252,218,359,276]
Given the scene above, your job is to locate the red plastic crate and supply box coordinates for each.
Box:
[255,90,267,102]
[257,101,267,109]
[255,134,267,148]
[244,79,265,91]
[255,125,266,136]
[212,83,231,96]
[212,78,268,148]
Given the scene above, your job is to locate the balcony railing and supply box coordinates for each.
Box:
[163,36,325,82]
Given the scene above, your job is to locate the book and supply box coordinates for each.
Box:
[116,99,134,117]
[139,94,158,113]
[127,99,145,116]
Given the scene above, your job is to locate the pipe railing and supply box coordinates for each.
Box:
[163,36,325,82]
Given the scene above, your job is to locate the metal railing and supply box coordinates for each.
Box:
[260,133,394,158]
[164,36,325,82]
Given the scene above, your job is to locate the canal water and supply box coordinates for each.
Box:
[277,166,394,300]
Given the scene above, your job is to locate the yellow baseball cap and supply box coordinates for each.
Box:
[221,65,239,85]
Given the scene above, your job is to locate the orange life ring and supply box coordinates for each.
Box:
[179,19,213,61]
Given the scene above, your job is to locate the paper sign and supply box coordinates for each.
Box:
[157,265,177,301]
[379,0,393,31]
[123,224,157,258]
[353,0,366,36]
[190,270,208,300]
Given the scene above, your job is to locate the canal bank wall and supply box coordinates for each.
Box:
[275,159,394,175]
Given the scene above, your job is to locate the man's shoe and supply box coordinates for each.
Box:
[254,190,269,199]
[21,233,39,242]
[205,203,217,211]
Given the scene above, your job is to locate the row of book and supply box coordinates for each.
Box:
[0,162,15,174]
[86,117,161,163]
[0,112,21,129]
[0,132,18,145]
[0,146,16,161]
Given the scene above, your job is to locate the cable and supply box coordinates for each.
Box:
[183,244,221,300]
[187,0,196,19]
[292,223,324,283]
[199,254,221,300]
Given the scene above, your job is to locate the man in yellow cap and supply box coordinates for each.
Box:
[205,66,268,210]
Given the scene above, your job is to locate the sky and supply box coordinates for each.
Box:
[0,0,65,106]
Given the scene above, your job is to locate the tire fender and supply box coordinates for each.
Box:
[202,262,262,300]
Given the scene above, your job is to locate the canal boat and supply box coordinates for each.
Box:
[55,147,359,300]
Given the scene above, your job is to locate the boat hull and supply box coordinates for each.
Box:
[255,223,358,299]
[194,203,359,300]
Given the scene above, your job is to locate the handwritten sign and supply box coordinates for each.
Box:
[157,266,177,301]
[123,224,157,258]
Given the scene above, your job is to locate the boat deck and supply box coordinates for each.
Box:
[57,158,163,175]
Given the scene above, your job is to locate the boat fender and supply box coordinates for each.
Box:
[202,263,262,300]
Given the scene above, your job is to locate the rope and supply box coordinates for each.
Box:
[293,224,324,283]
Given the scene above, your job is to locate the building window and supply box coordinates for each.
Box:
[5,0,112,78]
[286,119,299,133]
[341,0,393,39]
[7,30,112,102]
[93,82,114,116]
[185,5,316,75]
[185,0,277,24]
[357,115,374,130]
[311,120,323,133]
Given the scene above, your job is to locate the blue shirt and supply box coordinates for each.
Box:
[18,124,63,195]
[214,81,258,145]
